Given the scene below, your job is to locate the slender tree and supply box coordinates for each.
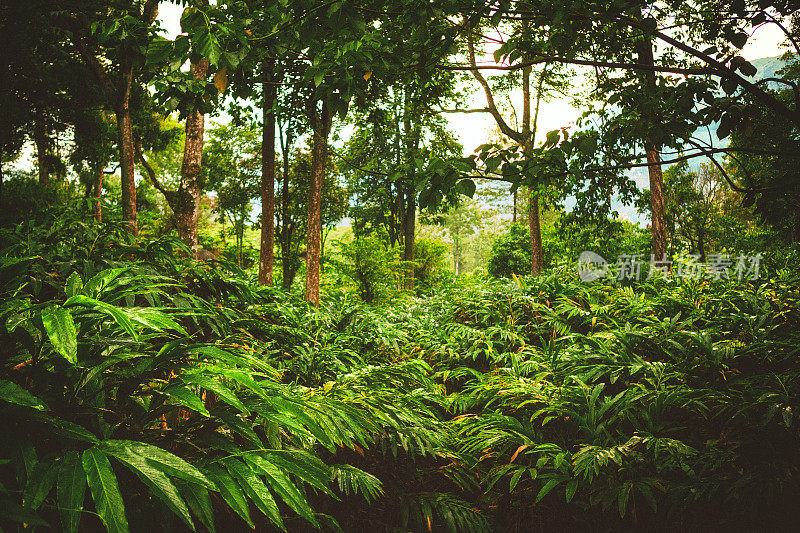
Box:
[69,0,161,234]
[259,60,276,285]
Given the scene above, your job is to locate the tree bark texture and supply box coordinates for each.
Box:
[93,162,103,222]
[305,98,332,307]
[528,194,543,275]
[175,58,209,255]
[115,62,138,235]
[33,114,51,187]
[645,143,667,259]
[636,35,667,260]
[259,62,276,286]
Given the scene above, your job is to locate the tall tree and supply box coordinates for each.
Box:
[69,0,161,234]
[140,1,251,250]
[260,60,276,285]
[304,97,333,305]
[465,23,569,275]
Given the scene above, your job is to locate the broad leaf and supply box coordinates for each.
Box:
[42,307,77,363]
[58,450,87,533]
[0,379,46,411]
[82,447,129,533]
[97,440,214,490]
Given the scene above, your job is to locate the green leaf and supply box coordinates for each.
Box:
[729,31,748,49]
[263,450,333,494]
[97,440,214,490]
[223,457,284,530]
[82,447,129,533]
[44,415,100,443]
[65,296,138,341]
[535,479,561,503]
[0,379,46,411]
[455,179,476,198]
[83,268,129,298]
[245,455,319,528]
[204,465,253,528]
[23,459,57,510]
[181,374,248,414]
[125,307,187,335]
[618,482,631,517]
[42,307,77,363]
[565,479,578,503]
[163,385,210,416]
[110,450,193,530]
[146,38,174,66]
[58,451,87,533]
[175,479,216,533]
[65,272,83,297]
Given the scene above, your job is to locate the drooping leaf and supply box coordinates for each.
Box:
[97,440,214,490]
[58,450,87,533]
[204,465,253,528]
[0,379,46,411]
[82,447,129,533]
[111,450,194,530]
[42,307,77,363]
[223,457,284,530]
[245,455,319,527]
[175,479,216,533]
[23,459,57,510]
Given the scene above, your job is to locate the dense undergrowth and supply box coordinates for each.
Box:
[2,213,800,532]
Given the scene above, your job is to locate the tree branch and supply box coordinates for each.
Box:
[443,55,713,76]
[464,20,524,144]
[626,19,800,126]
[135,137,173,198]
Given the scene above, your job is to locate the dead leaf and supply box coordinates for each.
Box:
[213,68,228,94]
[509,444,529,463]
[363,71,372,81]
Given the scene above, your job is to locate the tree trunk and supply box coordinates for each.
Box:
[645,142,667,259]
[512,189,517,223]
[115,62,138,235]
[305,98,332,307]
[636,35,667,260]
[93,163,103,222]
[259,61,276,286]
[403,186,416,289]
[33,115,51,187]
[528,193,543,275]
[175,58,209,256]
[697,222,706,263]
[279,124,295,291]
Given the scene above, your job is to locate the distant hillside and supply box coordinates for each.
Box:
[749,55,787,81]
[616,55,792,223]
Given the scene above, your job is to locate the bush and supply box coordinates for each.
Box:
[487,224,531,278]
[331,235,402,302]
[413,236,449,292]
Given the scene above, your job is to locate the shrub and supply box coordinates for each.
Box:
[487,224,531,278]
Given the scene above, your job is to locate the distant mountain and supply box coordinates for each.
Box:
[614,55,791,224]
[692,54,790,154]
[749,55,787,82]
